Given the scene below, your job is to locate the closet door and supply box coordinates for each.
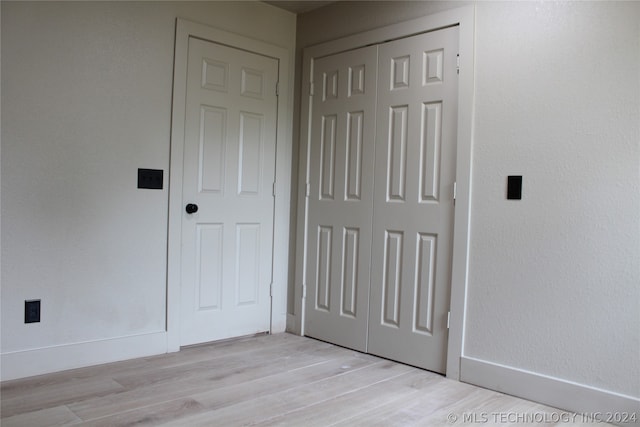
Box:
[368,26,459,372]
[304,46,378,351]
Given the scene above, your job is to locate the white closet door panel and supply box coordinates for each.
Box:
[305,45,378,352]
[368,26,459,372]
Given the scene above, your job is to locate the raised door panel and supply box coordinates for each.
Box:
[198,106,226,194]
[195,224,224,310]
[237,112,264,195]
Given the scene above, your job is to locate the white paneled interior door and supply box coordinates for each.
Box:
[180,37,278,346]
[304,46,378,352]
[367,26,459,372]
[304,26,458,372]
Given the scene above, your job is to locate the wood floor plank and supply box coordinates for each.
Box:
[75,397,205,427]
[410,386,571,427]
[164,360,419,426]
[70,354,377,426]
[253,370,438,427]
[329,375,480,426]
[68,346,356,421]
[1,377,124,418]
[110,333,338,390]
[188,353,380,411]
[0,405,82,427]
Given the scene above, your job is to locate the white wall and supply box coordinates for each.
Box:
[293,0,639,413]
[1,1,295,379]
[465,0,639,400]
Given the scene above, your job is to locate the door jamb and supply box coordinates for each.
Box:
[167,18,293,352]
[292,6,475,380]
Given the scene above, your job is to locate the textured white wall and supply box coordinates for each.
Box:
[465,1,639,398]
[1,2,295,353]
[293,1,639,399]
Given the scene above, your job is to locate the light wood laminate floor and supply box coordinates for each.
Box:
[1,333,612,426]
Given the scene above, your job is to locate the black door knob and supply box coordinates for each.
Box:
[185,203,199,214]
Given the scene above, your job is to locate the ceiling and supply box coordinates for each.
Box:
[263,1,336,14]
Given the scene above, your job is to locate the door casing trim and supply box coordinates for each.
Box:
[168,18,293,352]
[292,5,475,380]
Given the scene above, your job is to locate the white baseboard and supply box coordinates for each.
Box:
[1,331,167,381]
[460,356,640,426]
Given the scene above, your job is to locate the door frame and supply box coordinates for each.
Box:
[167,18,293,351]
[292,6,475,380]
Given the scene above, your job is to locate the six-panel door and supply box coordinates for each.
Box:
[304,45,378,352]
[180,37,278,346]
[367,26,459,373]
